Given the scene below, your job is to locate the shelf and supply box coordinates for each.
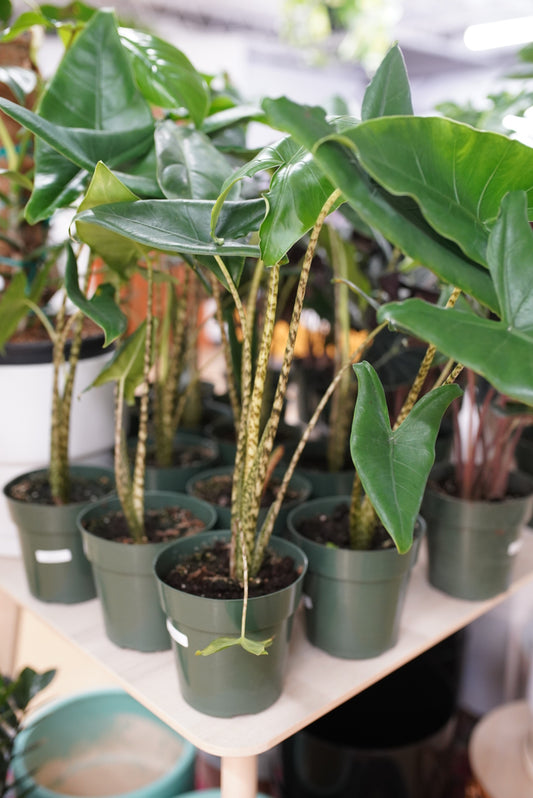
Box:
[2,532,533,760]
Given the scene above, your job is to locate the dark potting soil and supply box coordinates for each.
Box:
[82,506,207,545]
[296,502,394,550]
[145,442,214,469]
[163,539,301,599]
[7,473,113,506]
[190,473,301,509]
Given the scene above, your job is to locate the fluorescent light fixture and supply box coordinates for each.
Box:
[464,16,533,51]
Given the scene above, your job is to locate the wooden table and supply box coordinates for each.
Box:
[2,533,533,798]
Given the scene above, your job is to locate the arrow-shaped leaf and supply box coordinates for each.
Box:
[361,43,413,120]
[347,115,533,266]
[351,361,462,553]
[119,26,210,128]
[92,322,147,404]
[378,191,533,407]
[262,96,498,311]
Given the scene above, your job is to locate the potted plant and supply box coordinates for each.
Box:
[0,6,256,636]
[422,370,533,599]
[68,47,456,711]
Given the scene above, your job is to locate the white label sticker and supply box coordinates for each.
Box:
[166,618,189,648]
[508,539,523,557]
[35,549,72,564]
[303,594,313,610]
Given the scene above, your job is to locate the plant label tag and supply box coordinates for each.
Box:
[303,594,313,610]
[35,549,72,564]
[508,539,523,557]
[166,618,189,648]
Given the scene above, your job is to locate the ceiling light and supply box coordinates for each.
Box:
[464,16,533,51]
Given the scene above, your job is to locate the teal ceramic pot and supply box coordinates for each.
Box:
[185,466,312,537]
[12,687,196,798]
[3,465,114,603]
[154,529,308,717]
[422,464,533,600]
[143,431,220,492]
[287,496,424,659]
[78,492,217,651]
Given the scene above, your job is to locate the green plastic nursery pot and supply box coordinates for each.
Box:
[143,431,220,492]
[3,465,114,604]
[12,687,196,798]
[421,465,533,601]
[154,529,308,717]
[185,466,312,537]
[287,497,424,659]
[78,492,217,652]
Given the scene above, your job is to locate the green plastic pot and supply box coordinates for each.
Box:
[3,465,114,603]
[78,491,217,652]
[154,529,308,717]
[287,496,424,659]
[422,464,533,600]
[12,687,196,798]
[185,465,312,536]
[143,431,220,492]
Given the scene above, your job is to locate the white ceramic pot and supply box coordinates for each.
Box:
[0,340,115,556]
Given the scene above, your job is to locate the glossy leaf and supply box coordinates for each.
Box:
[76,162,144,275]
[262,97,498,311]
[201,104,264,135]
[378,191,533,406]
[155,121,235,200]
[92,323,146,404]
[212,134,339,265]
[64,243,127,346]
[6,9,155,223]
[348,115,533,266]
[75,197,264,266]
[361,43,413,120]
[119,26,210,128]
[351,361,461,553]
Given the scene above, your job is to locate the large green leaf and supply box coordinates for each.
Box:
[347,116,533,266]
[211,134,339,265]
[0,270,30,349]
[76,162,144,275]
[74,197,264,266]
[155,121,235,200]
[64,243,127,346]
[361,43,413,120]
[378,191,533,406]
[119,26,210,128]
[92,322,146,404]
[262,97,498,311]
[351,361,462,553]
[7,9,155,223]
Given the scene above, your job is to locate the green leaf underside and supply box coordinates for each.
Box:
[76,162,143,274]
[92,323,146,404]
[361,43,413,120]
[64,243,127,345]
[261,97,498,311]
[351,362,462,553]
[379,190,533,407]
[195,635,273,657]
